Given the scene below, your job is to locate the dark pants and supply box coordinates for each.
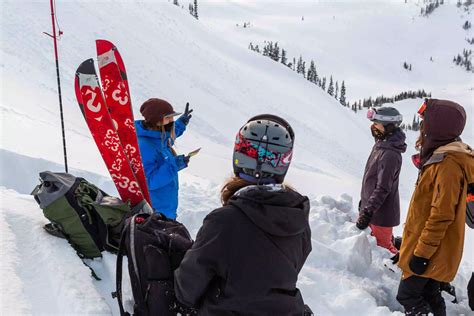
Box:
[397,276,446,316]
[468,273,474,311]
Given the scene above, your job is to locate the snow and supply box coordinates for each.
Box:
[1,0,473,315]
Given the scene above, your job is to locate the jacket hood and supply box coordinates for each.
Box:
[135,120,172,141]
[376,128,407,154]
[434,141,474,156]
[421,99,466,162]
[228,185,310,237]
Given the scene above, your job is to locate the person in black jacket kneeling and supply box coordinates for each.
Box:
[174,114,312,315]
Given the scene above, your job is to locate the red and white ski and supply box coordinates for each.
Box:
[74,59,149,211]
[96,39,151,205]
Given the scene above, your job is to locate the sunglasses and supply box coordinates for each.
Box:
[235,133,293,168]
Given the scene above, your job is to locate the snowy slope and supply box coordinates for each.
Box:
[1,0,473,315]
[1,0,372,195]
[200,0,474,113]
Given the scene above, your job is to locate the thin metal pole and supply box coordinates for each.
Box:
[49,0,68,172]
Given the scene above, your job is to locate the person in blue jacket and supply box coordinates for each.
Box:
[135,98,193,219]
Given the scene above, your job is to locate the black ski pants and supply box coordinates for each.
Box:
[396,275,446,316]
[468,272,474,311]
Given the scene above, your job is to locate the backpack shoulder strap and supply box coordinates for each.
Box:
[113,221,130,316]
[454,161,474,229]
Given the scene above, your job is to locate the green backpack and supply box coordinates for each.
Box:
[31,171,131,258]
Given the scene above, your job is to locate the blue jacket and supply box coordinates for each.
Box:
[135,118,187,219]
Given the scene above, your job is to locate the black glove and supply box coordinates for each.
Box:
[303,304,314,316]
[390,252,400,264]
[409,254,430,275]
[180,102,193,126]
[356,209,372,230]
[393,236,403,251]
[184,155,190,166]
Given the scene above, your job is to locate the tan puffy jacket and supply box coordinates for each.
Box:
[398,141,474,282]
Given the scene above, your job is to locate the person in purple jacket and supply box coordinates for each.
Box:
[356,107,406,254]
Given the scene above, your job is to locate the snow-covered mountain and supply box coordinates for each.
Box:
[1,1,473,315]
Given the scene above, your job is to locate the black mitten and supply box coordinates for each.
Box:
[409,254,430,275]
[356,209,372,230]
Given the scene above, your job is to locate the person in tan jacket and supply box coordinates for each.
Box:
[397,99,474,316]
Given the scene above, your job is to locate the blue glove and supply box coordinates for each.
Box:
[175,155,189,171]
[179,103,193,126]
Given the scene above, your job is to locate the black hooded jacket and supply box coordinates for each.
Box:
[174,185,312,316]
[360,128,407,227]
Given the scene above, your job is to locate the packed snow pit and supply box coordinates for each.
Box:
[298,195,473,316]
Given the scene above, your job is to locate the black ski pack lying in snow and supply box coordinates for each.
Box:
[114,213,197,316]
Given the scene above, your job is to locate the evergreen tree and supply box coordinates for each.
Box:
[335,81,339,99]
[463,20,472,30]
[313,63,319,84]
[339,81,346,106]
[321,77,326,91]
[281,49,287,65]
[263,42,269,56]
[193,0,199,19]
[412,114,417,130]
[173,0,179,5]
[327,76,334,96]
[307,60,318,84]
[296,56,305,76]
[269,42,274,59]
[272,42,280,62]
[189,3,194,16]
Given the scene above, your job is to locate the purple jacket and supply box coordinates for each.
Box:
[360,128,407,227]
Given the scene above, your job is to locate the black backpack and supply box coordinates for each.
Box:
[466,183,474,229]
[456,163,474,229]
[114,213,197,316]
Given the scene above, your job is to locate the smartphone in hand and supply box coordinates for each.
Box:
[187,147,201,158]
